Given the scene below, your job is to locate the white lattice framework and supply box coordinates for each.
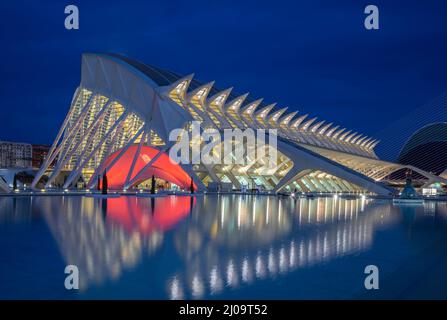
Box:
[30,53,447,195]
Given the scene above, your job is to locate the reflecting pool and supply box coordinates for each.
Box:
[1,195,447,299]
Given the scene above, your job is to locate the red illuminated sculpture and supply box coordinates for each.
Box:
[96,145,196,191]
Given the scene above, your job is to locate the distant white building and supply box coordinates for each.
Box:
[0,141,32,168]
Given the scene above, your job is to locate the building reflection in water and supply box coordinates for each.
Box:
[0,196,34,223]
[168,195,398,300]
[3,194,447,298]
[431,201,447,221]
[36,195,194,291]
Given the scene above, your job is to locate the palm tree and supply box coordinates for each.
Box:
[102,170,108,195]
[97,175,101,191]
[13,174,17,190]
[150,174,156,194]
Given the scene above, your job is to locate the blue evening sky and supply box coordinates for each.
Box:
[1,0,446,160]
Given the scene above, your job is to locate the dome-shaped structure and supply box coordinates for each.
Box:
[102,145,195,190]
[398,123,447,175]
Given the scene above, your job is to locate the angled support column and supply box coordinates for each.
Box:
[325,176,342,192]
[70,124,146,190]
[295,179,309,192]
[189,139,220,185]
[62,112,129,188]
[99,125,145,173]
[224,170,242,189]
[124,142,173,189]
[330,177,346,192]
[51,93,97,162]
[202,164,220,184]
[179,163,207,192]
[86,120,127,189]
[46,99,112,188]
[371,164,397,181]
[338,178,354,192]
[43,94,97,187]
[31,89,89,188]
[308,172,324,191]
[43,89,81,162]
[123,131,147,189]
[301,176,317,192]
[259,176,275,190]
[65,118,141,190]
[0,176,10,193]
[69,104,113,170]
[273,158,310,193]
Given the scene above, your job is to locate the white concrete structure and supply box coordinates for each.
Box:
[0,176,8,192]
[31,54,447,195]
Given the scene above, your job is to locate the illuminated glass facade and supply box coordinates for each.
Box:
[31,54,447,194]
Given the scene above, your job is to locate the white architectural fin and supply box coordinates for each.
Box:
[319,122,333,135]
[254,103,276,119]
[187,81,215,105]
[241,98,263,115]
[345,132,357,143]
[279,111,298,127]
[332,128,346,139]
[351,134,363,144]
[150,90,194,143]
[157,73,194,97]
[207,87,233,107]
[268,107,288,124]
[355,136,368,145]
[361,137,373,147]
[326,125,339,137]
[339,130,352,141]
[225,93,249,112]
[366,139,380,149]
[310,120,325,133]
[365,139,376,149]
[300,117,317,131]
[291,114,308,129]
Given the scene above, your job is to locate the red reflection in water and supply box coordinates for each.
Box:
[105,196,195,235]
[95,145,196,190]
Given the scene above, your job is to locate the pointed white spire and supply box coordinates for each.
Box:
[157,74,194,101]
[310,120,325,133]
[339,130,352,141]
[225,93,249,112]
[241,98,263,115]
[344,132,357,143]
[319,122,333,135]
[291,114,308,129]
[365,139,376,149]
[279,111,298,127]
[255,103,276,119]
[356,136,368,145]
[326,125,340,137]
[268,107,288,124]
[351,134,363,144]
[187,81,215,105]
[361,137,373,147]
[207,87,233,108]
[367,139,380,149]
[300,117,317,131]
[332,128,346,139]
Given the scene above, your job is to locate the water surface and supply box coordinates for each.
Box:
[1,195,447,299]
